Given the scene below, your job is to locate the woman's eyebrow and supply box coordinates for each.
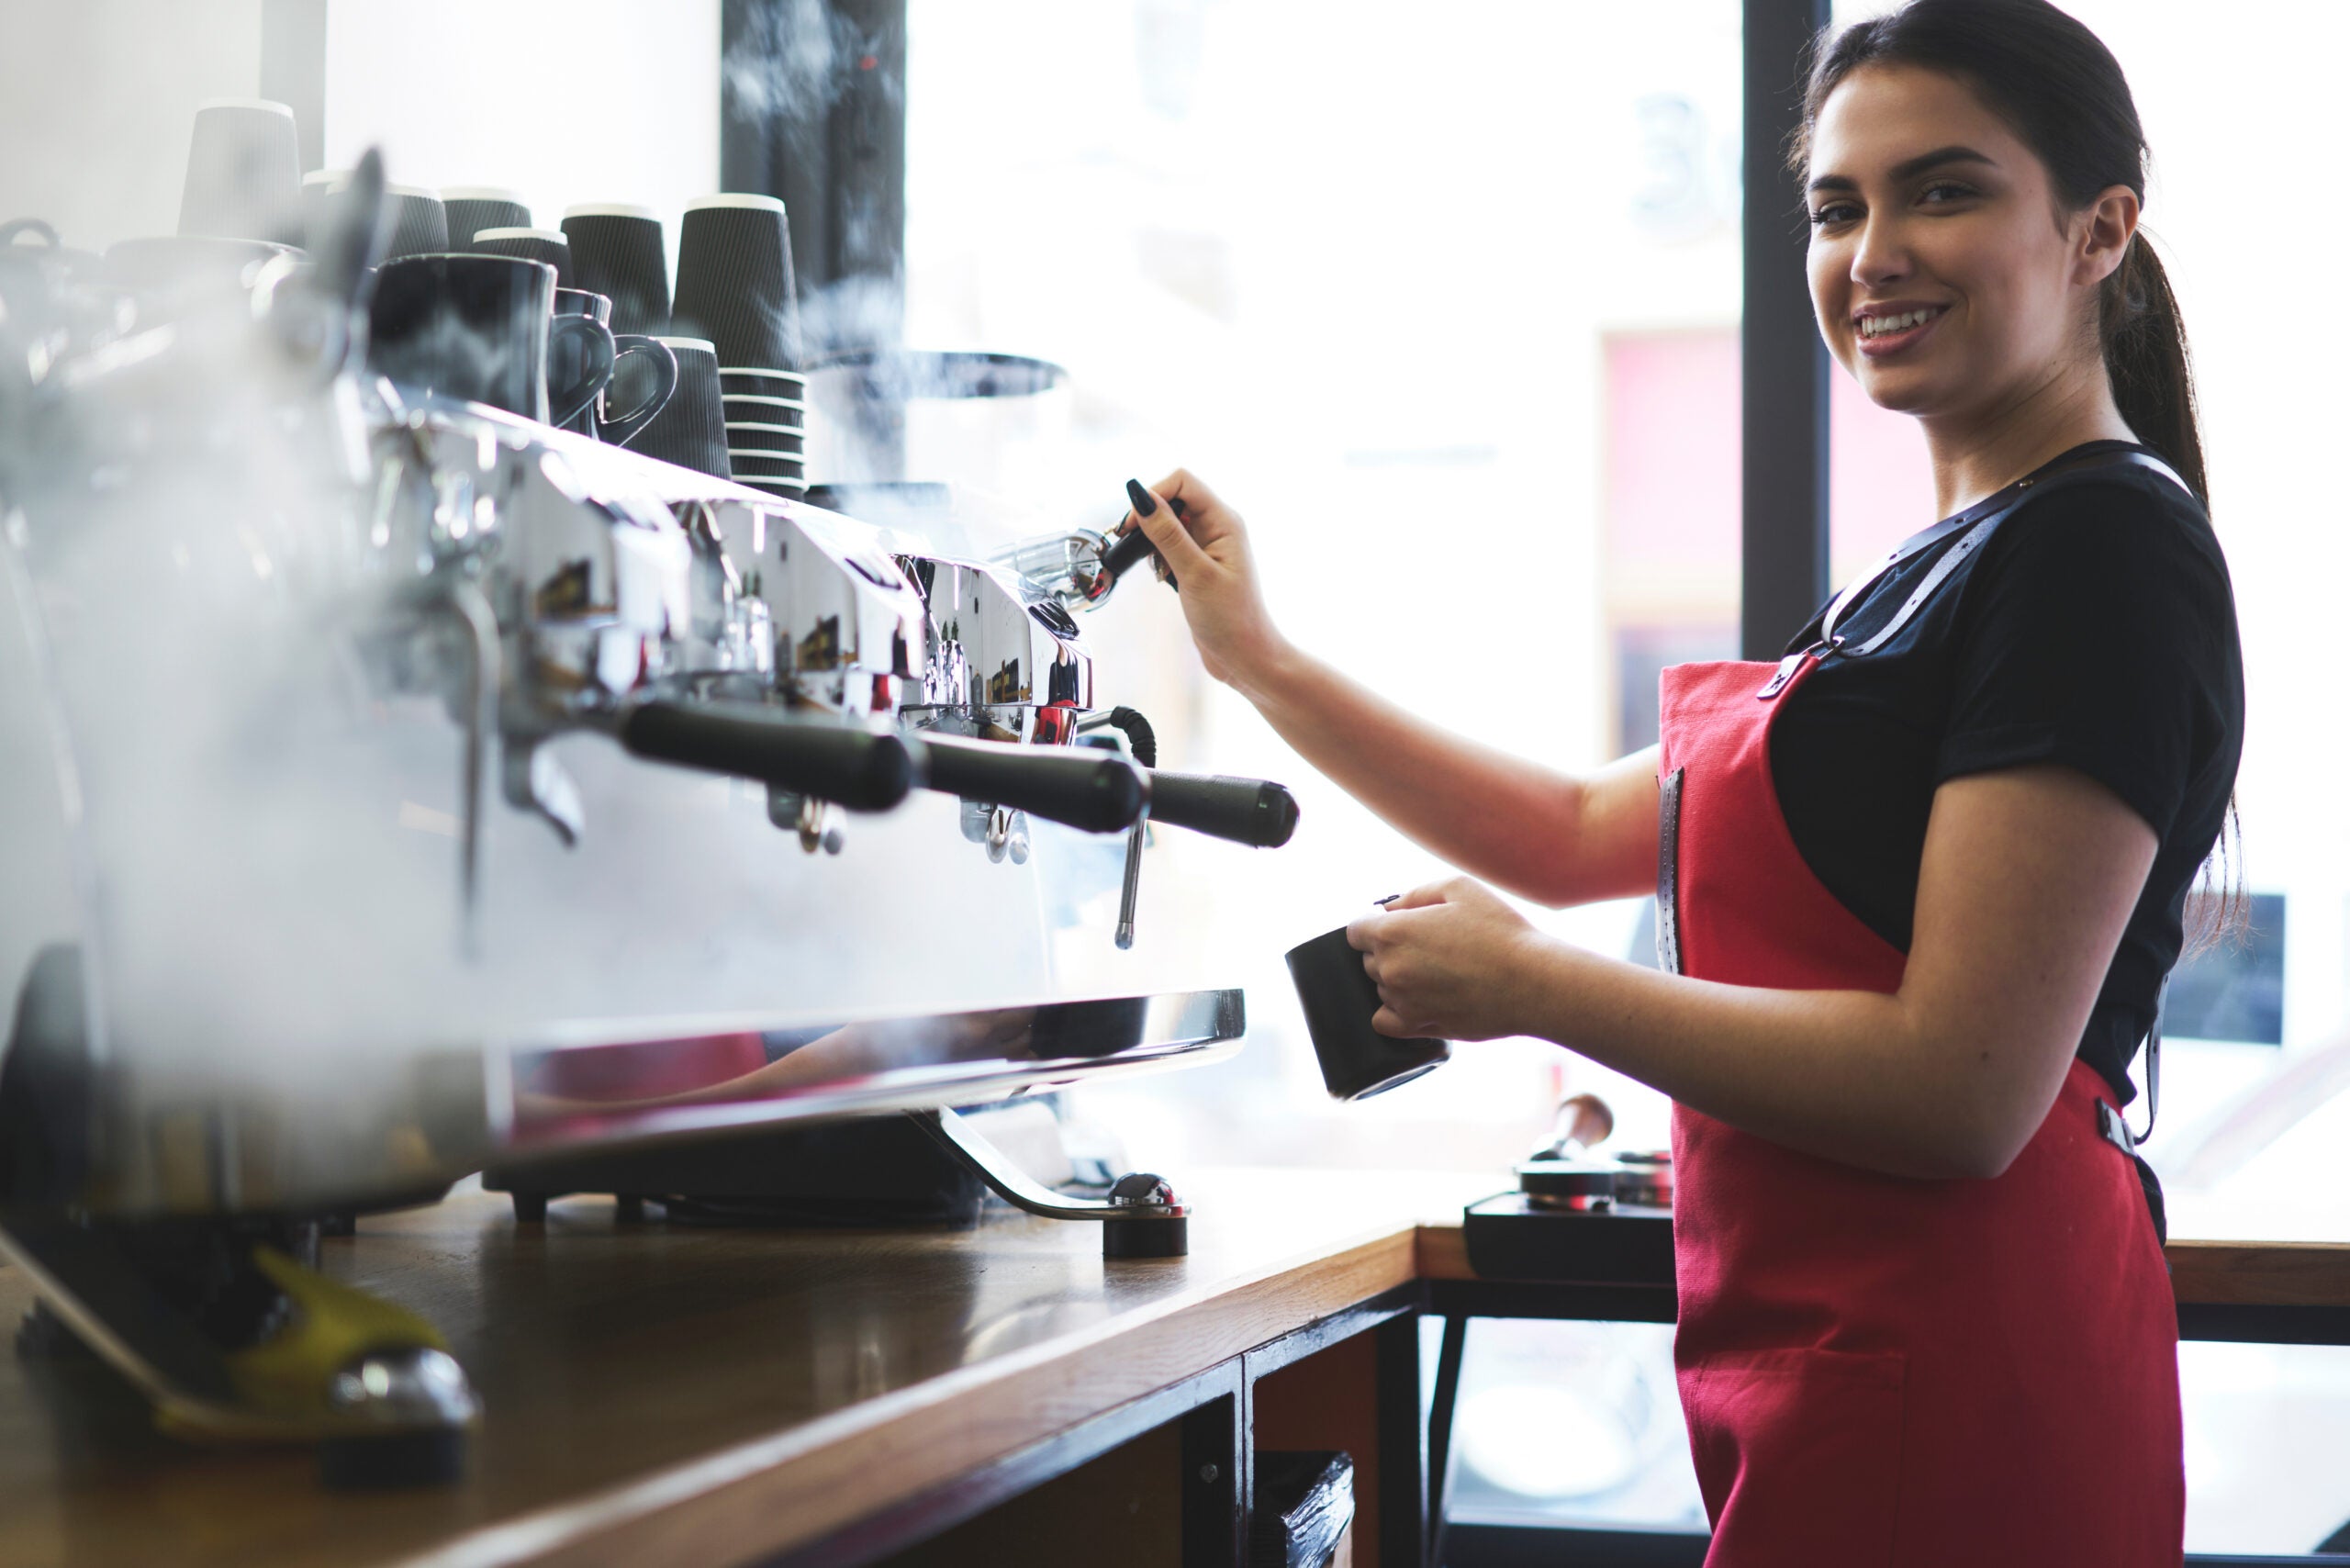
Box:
[1808,145,1999,194]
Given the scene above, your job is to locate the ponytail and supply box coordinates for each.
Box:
[2104,240,2208,504]
[2104,238,2240,953]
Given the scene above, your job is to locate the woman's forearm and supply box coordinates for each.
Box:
[1236,637,1652,907]
[1115,469,1653,906]
[1509,939,2055,1181]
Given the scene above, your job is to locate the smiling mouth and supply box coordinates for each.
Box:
[1856,305,1946,342]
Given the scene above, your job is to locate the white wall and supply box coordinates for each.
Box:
[321,0,721,277]
[0,0,722,265]
[0,0,267,251]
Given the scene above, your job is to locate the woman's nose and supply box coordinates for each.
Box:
[1851,215,1911,287]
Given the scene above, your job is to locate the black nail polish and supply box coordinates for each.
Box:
[1125,477,1158,517]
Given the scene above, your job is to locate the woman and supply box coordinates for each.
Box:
[1119,1,2242,1561]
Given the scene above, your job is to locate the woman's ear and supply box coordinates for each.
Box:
[2076,184,2142,288]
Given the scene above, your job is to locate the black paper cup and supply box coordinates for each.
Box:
[442,187,532,246]
[469,227,573,289]
[727,454,805,481]
[631,337,730,479]
[724,422,806,454]
[562,204,668,336]
[381,185,449,261]
[179,97,302,246]
[719,385,803,416]
[721,368,806,399]
[1285,925,1451,1101]
[671,193,800,372]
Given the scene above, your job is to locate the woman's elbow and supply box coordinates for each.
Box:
[1927,1103,2042,1182]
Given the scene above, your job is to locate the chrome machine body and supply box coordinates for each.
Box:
[0,216,1250,1233]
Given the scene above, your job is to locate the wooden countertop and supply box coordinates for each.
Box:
[0,1170,1487,1568]
[1412,1213,2350,1310]
[2,1169,2346,1568]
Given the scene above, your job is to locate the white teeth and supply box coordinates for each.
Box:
[1860,308,1935,338]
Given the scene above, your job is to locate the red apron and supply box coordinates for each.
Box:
[1656,646,2183,1565]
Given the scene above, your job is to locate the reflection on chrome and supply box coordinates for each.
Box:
[500,990,1240,1158]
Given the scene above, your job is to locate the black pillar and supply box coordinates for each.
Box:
[721,0,908,360]
[1740,0,1833,660]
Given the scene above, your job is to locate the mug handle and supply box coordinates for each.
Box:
[547,314,616,430]
[0,218,60,250]
[599,336,679,449]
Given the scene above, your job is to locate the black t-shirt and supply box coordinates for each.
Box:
[1770,442,2244,1103]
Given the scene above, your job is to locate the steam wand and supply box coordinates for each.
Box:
[1075,708,1304,949]
[1078,708,1159,950]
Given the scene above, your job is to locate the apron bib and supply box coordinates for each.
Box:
[1655,451,2187,1566]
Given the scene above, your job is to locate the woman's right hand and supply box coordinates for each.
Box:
[1119,470,1285,693]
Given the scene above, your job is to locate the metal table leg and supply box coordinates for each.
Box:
[1427,1315,1469,1567]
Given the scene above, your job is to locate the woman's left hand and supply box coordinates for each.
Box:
[1346,877,1555,1041]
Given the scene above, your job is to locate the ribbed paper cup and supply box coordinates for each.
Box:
[178,97,301,246]
[671,194,801,372]
[722,394,803,430]
[470,227,573,289]
[719,367,806,399]
[724,422,807,454]
[726,454,806,482]
[561,204,668,336]
[443,187,532,246]
[381,185,450,261]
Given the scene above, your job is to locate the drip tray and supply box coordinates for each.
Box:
[486,1113,994,1227]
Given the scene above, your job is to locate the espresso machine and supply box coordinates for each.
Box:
[0,158,1295,1481]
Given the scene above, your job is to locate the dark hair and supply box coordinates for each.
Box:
[1791,0,2207,504]
[1796,1,2244,955]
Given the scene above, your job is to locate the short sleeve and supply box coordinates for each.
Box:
[1933,478,2237,841]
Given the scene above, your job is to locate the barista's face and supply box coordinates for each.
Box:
[1804,64,2133,426]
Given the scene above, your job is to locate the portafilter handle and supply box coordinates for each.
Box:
[616,700,916,812]
[1096,525,1159,588]
[1144,770,1300,848]
[912,733,1146,834]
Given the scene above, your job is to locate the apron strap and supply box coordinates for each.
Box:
[2097,1095,2170,1245]
[2131,972,2167,1144]
[1757,448,2193,701]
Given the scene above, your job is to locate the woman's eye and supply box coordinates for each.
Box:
[1809,202,1859,227]
[1919,182,1975,206]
